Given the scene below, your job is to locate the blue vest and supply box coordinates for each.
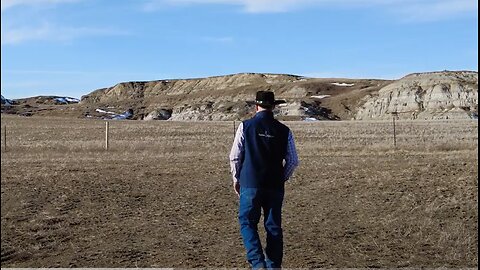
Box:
[239,111,290,190]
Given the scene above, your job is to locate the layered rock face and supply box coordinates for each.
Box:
[81,73,302,120]
[81,73,301,103]
[80,73,386,121]
[9,70,469,121]
[355,71,478,120]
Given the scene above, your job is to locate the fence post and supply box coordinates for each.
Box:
[105,121,109,150]
[3,125,6,152]
[392,112,398,148]
[233,120,236,140]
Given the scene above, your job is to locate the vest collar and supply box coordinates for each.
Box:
[255,110,274,119]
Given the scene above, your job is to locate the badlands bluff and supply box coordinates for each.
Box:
[355,71,478,120]
[80,73,389,121]
[2,71,477,121]
[80,71,477,120]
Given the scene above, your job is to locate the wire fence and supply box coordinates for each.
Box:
[0,117,478,153]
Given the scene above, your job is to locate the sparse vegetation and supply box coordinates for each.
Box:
[1,114,478,267]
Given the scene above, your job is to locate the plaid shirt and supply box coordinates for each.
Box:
[229,122,299,183]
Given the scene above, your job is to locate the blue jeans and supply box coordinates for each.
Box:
[238,187,285,269]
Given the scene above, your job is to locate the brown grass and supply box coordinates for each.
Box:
[1,114,478,268]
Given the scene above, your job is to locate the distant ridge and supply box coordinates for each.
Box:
[1,71,477,121]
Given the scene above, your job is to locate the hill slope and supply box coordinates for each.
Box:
[79,73,390,120]
[1,71,477,120]
[355,71,478,120]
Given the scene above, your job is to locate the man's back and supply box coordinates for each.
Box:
[240,110,290,190]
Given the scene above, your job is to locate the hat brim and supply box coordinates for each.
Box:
[246,100,286,106]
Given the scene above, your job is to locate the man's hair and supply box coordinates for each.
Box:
[258,104,274,110]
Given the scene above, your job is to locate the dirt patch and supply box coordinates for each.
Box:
[1,115,478,267]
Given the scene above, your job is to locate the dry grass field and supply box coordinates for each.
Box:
[1,114,478,268]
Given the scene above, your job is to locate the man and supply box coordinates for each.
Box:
[229,91,299,269]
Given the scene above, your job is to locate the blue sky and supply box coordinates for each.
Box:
[1,0,478,99]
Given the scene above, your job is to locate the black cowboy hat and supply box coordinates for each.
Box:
[247,91,286,107]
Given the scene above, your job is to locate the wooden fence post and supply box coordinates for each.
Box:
[105,121,109,150]
[392,112,398,148]
[3,125,6,152]
[233,120,236,140]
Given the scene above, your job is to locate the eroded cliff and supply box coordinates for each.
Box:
[355,71,478,120]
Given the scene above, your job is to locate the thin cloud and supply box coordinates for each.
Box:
[1,0,129,45]
[2,69,168,77]
[145,0,312,13]
[3,69,106,75]
[395,0,478,22]
[1,0,80,11]
[145,0,478,20]
[1,22,129,45]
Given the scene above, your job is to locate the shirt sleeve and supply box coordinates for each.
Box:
[229,122,244,183]
[284,130,299,181]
